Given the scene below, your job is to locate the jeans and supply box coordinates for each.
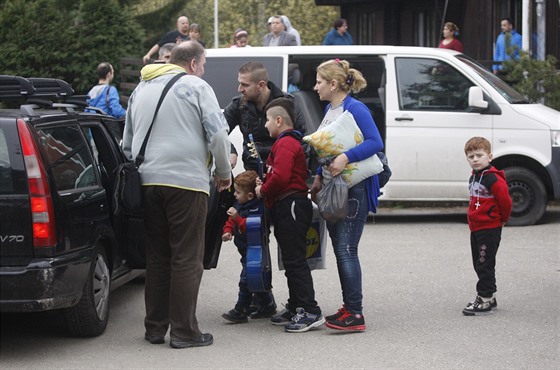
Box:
[326,180,369,315]
[235,247,274,312]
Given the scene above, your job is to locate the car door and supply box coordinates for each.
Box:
[35,122,110,254]
[384,55,493,200]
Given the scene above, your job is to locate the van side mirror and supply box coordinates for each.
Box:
[468,86,488,109]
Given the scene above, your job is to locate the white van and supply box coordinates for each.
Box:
[203,46,560,226]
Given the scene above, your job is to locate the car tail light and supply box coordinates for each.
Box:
[17,119,56,247]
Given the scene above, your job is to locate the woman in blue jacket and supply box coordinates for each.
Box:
[311,59,383,332]
[87,62,126,119]
[322,18,353,45]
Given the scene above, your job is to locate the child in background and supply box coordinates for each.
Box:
[463,136,512,316]
[222,170,276,323]
[255,97,324,333]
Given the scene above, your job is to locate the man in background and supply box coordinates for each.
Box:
[143,16,190,64]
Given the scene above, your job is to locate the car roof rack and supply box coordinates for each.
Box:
[0,75,36,99]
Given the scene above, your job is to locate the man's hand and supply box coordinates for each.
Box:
[215,176,232,192]
[310,175,322,204]
[229,153,238,170]
[222,232,232,241]
[226,207,239,221]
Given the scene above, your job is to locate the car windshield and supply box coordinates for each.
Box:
[456,55,529,104]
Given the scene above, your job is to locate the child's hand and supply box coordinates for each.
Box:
[256,177,263,186]
[226,207,239,220]
[255,185,262,199]
[222,232,232,241]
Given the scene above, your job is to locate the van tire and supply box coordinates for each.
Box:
[504,166,547,226]
[63,247,111,337]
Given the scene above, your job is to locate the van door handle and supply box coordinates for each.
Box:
[395,116,413,121]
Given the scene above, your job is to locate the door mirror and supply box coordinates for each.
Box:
[468,86,488,109]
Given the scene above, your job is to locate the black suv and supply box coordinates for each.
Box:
[0,75,145,336]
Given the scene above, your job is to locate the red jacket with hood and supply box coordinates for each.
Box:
[467,165,512,231]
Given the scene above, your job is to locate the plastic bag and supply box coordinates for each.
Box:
[316,175,349,223]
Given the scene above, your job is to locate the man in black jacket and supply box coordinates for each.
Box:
[224,61,306,172]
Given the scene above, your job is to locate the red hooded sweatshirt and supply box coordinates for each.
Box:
[467,165,512,231]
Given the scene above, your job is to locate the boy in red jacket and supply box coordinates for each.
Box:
[255,98,324,333]
[463,137,512,316]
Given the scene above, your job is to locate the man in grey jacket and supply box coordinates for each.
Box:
[263,15,297,46]
[123,41,231,349]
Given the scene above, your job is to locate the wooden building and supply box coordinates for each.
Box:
[315,0,559,65]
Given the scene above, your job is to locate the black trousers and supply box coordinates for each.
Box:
[270,196,320,314]
[142,186,207,341]
[470,227,502,298]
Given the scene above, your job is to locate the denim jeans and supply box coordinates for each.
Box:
[235,248,274,312]
[326,180,369,315]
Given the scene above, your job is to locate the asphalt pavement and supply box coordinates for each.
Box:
[1,205,558,369]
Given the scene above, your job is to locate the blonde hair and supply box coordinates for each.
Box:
[316,59,367,94]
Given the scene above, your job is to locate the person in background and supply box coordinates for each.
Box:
[86,62,126,119]
[189,23,206,48]
[124,41,232,349]
[154,43,175,63]
[221,170,276,323]
[263,15,297,46]
[311,59,383,332]
[322,18,353,45]
[230,28,251,48]
[462,136,512,316]
[143,16,190,64]
[280,15,301,46]
[438,22,464,52]
[493,17,522,75]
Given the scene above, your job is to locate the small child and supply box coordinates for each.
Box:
[255,97,325,333]
[221,170,276,323]
[463,136,512,316]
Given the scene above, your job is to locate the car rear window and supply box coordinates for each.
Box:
[0,128,14,194]
[36,125,98,191]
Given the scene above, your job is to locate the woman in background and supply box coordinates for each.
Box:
[438,22,464,52]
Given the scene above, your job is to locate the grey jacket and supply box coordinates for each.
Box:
[263,31,297,46]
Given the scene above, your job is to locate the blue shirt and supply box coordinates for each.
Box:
[493,30,522,72]
[322,28,353,45]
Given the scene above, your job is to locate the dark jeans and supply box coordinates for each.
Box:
[470,227,502,298]
[142,186,207,341]
[235,247,275,312]
[326,180,368,315]
[270,196,320,314]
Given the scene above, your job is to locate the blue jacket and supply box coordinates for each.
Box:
[317,96,384,212]
[86,84,126,119]
[322,28,353,45]
[493,30,522,72]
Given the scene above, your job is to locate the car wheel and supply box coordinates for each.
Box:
[504,166,547,226]
[63,246,111,337]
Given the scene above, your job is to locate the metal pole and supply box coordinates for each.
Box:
[439,0,449,40]
[214,0,219,48]
[522,0,530,52]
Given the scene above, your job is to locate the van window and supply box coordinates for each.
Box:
[396,58,473,111]
[203,56,284,108]
[37,125,97,191]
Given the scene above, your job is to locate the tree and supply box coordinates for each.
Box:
[503,53,560,110]
[0,0,144,94]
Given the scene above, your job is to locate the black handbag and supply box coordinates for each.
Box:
[114,72,186,215]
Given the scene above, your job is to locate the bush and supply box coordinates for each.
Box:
[502,52,560,110]
[0,0,144,94]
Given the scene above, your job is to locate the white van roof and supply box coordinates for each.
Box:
[205,45,462,58]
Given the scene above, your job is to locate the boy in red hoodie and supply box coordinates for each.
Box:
[255,98,324,333]
[463,137,512,316]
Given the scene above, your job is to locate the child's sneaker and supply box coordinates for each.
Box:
[250,301,277,319]
[271,306,295,326]
[325,311,366,331]
[222,308,248,323]
[466,296,497,309]
[325,305,347,322]
[284,307,325,333]
[462,296,493,316]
